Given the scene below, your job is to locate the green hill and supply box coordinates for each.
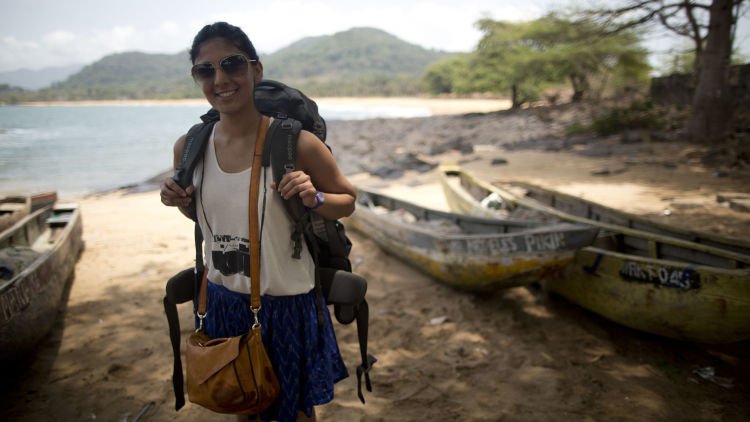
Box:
[42,52,197,100]
[262,27,451,95]
[6,27,452,102]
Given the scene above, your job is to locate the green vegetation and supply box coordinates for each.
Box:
[565,100,666,136]
[0,27,449,102]
[263,27,448,96]
[1,23,652,105]
[45,51,198,100]
[423,14,651,109]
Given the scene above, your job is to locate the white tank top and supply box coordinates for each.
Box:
[193,124,315,296]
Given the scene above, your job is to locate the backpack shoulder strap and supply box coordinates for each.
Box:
[173,108,219,216]
[173,120,216,191]
[263,117,307,258]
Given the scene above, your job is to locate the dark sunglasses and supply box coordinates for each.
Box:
[191,54,257,83]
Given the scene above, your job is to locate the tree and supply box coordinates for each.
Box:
[474,19,542,108]
[584,0,747,142]
[423,55,473,95]
[521,15,650,102]
[471,15,648,106]
[687,0,736,140]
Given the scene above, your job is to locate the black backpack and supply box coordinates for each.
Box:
[163,80,375,410]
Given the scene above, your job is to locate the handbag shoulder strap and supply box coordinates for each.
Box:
[249,116,269,311]
[196,116,270,323]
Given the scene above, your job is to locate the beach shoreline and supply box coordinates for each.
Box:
[15,96,512,116]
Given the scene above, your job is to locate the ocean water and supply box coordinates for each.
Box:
[0,102,430,198]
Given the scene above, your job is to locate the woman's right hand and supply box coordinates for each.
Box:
[160,177,194,208]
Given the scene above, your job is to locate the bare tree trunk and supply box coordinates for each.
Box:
[687,0,734,143]
[569,73,588,102]
[511,84,521,109]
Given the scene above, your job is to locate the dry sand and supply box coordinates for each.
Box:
[2,100,750,421]
[19,97,511,117]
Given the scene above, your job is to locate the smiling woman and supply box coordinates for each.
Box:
[158,21,357,422]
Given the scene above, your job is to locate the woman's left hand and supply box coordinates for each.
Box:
[273,170,319,208]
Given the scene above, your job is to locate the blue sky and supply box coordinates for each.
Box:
[0,0,748,73]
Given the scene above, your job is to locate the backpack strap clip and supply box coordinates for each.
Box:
[290,217,306,259]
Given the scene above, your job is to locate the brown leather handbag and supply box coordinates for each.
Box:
[185,116,280,415]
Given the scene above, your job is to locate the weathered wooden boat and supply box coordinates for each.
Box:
[0,196,31,233]
[0,192,58,234]
[30,191,58,213]
[439,164,750,343]
[347,188,599,290]
[0,203,84,360]
[441,164,750,256]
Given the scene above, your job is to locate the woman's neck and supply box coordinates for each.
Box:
[217,109,262,141]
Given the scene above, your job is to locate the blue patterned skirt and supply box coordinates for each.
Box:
[200,281,349,422]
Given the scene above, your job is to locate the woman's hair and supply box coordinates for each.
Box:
[189,22,260,64]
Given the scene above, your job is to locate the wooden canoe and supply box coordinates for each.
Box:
[347,188,599,290]
[0,203,84,360]
[439,164,750,343]
[30,191,58,212]
[443,164,750,256]
[0,192,58,233]
[0,196,31,233]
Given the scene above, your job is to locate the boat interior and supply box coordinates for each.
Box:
[0,207,72,283]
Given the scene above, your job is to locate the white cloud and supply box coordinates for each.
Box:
[0,36,43,71]
[42,30,76,45]
[1,0,744,73]
[158,21,180,36]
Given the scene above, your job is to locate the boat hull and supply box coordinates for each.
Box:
[348,190,599,290]
[439,164,750,343]
[555,247,750,344]
[0,205,84,360]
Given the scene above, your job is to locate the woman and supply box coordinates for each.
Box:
[160,22,355,422]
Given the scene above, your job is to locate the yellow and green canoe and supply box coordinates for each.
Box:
[439,163,750,344]
[348,187,598,291]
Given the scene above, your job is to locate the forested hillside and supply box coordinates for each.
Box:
[0,27,451,102]
[262,27,450,95]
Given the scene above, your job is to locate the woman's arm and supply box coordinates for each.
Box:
[274,130,356,220]
[160,134,195,219]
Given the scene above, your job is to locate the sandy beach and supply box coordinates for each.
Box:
[2,100,750,421]
[18,97,511,117]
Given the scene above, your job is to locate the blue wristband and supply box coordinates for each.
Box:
[309,191,325,210]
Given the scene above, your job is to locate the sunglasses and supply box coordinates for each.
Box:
[191,54,257,83]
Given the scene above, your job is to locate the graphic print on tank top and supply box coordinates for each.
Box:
[210,233,250,276]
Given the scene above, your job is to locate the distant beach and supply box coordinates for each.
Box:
[18,96,511,116]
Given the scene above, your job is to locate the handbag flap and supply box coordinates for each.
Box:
[186,333,244,385]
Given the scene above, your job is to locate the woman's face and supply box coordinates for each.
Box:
[192,37,262,115]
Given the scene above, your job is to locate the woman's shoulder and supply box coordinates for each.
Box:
[297,129,329,154]
[173,133,188,156]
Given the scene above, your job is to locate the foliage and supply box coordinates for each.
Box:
[0,83,27,104]
[263,27,449,96]
[584,0,746,142]
[564,121,593,137]
[423,54,473,94]
[426,14,650,108]
[590,100,665,135]
[583,0,747,71]
[0,27,450,102]
[263,28,448,81]
[22,51,198,101]
[664,46,750,75]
